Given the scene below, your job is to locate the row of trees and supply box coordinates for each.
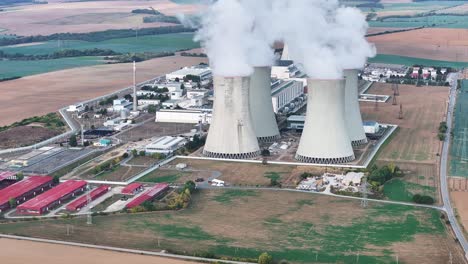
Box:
[438,121,448,141]
[0,48,118,61]
[0,112,65,133]
[105,52,174,63]
[0,26,195,46]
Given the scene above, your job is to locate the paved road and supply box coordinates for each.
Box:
[440,72,468,258]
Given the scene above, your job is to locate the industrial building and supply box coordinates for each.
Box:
[121,183,144,195]
[166,66,212,83]
[66,185,110,211]
[271,79,304,114]
[0,171,17,183]
[126,183,169,209]
[344,69,368,146]
[17,180,87,215]
[0,176,53,213]
[156,109,212,124]
[203,76,260,159]
[286,115,305,130]
[249,67,280,142]
[296,79,355,164]
[145,136,187,155]
[112,99,133,112]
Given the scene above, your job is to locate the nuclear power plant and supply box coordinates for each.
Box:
[344,69,368,146]
[249,67,280,143]
[203,76,261,159]
[295,79,355,164]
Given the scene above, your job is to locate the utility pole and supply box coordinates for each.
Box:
[399,104,404,119]
[81,123,85,146]
[133,61,138,112]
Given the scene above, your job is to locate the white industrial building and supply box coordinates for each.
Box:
[363,121,380,134]
[286,115,305,130]
[344,69,368,146]
[166,66,212,82]
[145,136,187,155]
[271,79,304,113]
[112,99,132,112]
[137,90,157,97]
[296,79,355,164]
[67,104,84,112]
[249,67,280,142]
[138,99,160,106]
[161,99,180,109]
[187,89,210,99]
[203,76,260,159]
[271,61,301,80]
[156,109,212,124]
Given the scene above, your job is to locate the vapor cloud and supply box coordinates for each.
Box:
[194,0,376,78]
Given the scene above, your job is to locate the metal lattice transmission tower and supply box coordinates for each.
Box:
[374,96,379,111]
[361,176,368,208]
[86,185,92,225]
[399,104,404,119]
[392,90,398,105]
[392,82,400,96]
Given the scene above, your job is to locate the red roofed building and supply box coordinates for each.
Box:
[17,180,87,215]
[121,183,144,195]
[66,185,110,211]
[126,183,169,209]
[0,176,53,213]
[0,171,16,182]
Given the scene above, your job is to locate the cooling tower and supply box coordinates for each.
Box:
[203,76,261,159]
[295,79,355,164]
[344,69,368,146]
[249,67,280,143]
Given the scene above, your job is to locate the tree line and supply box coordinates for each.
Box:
[0,26,195,46]
[0,48,118,60]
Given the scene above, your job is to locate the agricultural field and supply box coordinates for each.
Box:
[0,126,61,149]
[384,178,437,202]
[0,0,202,35]
[0,52,207,126]
[0,33,198,56]
[368,54,468,69]
[361,83,448,164]
[0,56,106,79]
[367,28,468,62]
[0,190,463,263]
[450,79,468,177]
[369,15,468,29]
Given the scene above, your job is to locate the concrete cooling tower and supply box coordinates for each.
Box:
[249,67,280,143]
[203,76,261,159]
[344,69,368,146]
[295,79,355,164]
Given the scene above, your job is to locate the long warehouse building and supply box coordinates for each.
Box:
[17,180,87,215]
[126,183,169,209]
[0,176,53,213]
[66,185,110,211]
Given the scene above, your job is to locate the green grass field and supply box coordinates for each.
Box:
[450,80,468,177]
[0,56,105,78]
[384,178,437,202]
[0,190,457,263]
[0,33,198,55]
[369,15,468,28]
[368,54,468,69]
[138,170,192,184]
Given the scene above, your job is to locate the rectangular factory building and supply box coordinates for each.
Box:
[121,183,144,195]
[17,180,87,215]
[66,185,110,211]
[271,80,304,113]
[126,183,169,209]
[0,176,53,213]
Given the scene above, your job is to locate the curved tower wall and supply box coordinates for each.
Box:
[203,76,261,159]
[249,67,280,143]
[344,69,368,146]
[295,79,355,164]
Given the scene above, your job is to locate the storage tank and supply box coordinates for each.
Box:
[344,69,368,146]
[295,79,355,164]
[203,76,261,159]
[249,67,280,143]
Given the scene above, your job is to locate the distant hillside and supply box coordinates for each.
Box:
[0,0,33,5]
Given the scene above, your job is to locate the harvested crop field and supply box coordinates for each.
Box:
[0,126,61,148]
[361,83,448,164]
[367,28,468,62]
[0,52,207,126]
[451,190,468,236]
[0,238,198,264]
[0,190,464,263]
[117,122,195,142]
[0,0,202,35]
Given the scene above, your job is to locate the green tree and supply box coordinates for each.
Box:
[16,172,24,181]
[132,149,138,156]
[8,198,16,208]
[258,252,273,264]
[184,180,196,193]
[53,175,60,184]
[139,150,146,156]
[69,134,78,147]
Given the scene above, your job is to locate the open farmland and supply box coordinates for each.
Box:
[368,28,468,62]
[0,0,202,35]
[369,15,468,29]
[0,190,463,263]
[0,52,207,126]
[368,54,468,69]
[0,33,198,56]
[450,79,468,177]
[361,83,448,164]
[0,238,198,264]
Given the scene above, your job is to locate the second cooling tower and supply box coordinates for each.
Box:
[295,79,355,164]
[203,76,261,159]
[344,69,368,146]
[249,67,280,143]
